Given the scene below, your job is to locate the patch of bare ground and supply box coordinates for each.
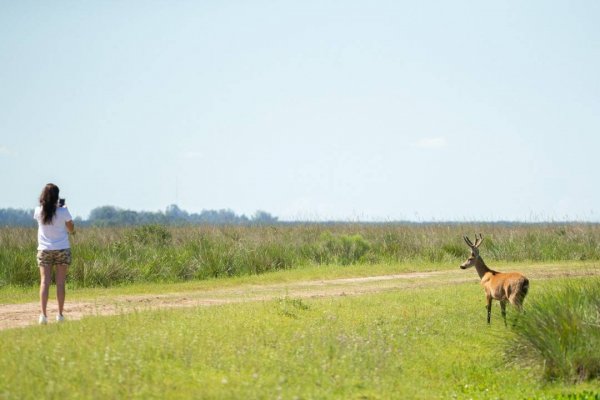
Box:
[1,265,598,330]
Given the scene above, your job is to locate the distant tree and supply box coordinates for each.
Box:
[1,205,279,226]
[165,204,188,222]
[88,206,122,226]
[89,206,118,221]
[138,211,167,225]
[121,210,139,225]
[195,209,241,224]
[0,208,36,227]
[252,210,278,224]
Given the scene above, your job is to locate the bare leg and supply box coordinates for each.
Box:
[39,266,52,317]
[500,301,507,327]
[55,264,68,316]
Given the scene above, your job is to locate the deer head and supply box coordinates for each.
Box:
[460,234,484,269]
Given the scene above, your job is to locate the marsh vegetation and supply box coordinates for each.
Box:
[1,223,599,288]
[1,224,599,398]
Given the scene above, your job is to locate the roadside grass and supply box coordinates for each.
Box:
[0,260,597,305]
[0,261,423,305]
[1,279,599,399]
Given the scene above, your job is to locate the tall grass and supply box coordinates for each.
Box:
[1,223,599,288]
[508,278,600,382]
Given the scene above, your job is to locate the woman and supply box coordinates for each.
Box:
[33,183,75,324]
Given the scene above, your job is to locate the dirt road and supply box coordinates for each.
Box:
[1,265,597,331]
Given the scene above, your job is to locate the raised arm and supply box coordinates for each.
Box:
[66,220,75,234]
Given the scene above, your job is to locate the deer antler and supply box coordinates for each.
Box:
[474,233,484,248]
[464,235,475,248]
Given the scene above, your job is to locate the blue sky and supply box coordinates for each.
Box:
[1,1,599,221]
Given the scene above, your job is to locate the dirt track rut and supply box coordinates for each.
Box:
[1,266,597,331]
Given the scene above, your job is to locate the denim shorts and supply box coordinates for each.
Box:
[36,249,72,267]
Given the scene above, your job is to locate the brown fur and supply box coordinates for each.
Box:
[461,235,529,325]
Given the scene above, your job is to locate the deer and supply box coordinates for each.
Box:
[460,234,529,325]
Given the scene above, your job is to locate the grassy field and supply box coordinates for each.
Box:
[1,272,599,399]
[2,223,600,288]
[1,224,599,398]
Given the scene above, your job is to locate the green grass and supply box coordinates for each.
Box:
[1,259,596,305]
[2,223,600,288]
[0,260,419,304]
[2,224,600,398]
[1,278,599,399]
[508,278,600,383]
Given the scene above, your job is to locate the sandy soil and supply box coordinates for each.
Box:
[1,266,597,331]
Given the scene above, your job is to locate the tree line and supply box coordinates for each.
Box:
[0,204,278,227]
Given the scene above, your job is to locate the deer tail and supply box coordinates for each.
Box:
[522,278,529,296]
[517,278,529,306]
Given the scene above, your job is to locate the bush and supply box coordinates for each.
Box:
[318,232,371,265]
[123,225,172,246]
[508,278,600,382]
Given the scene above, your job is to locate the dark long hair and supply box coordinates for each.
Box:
[39,183,60,225]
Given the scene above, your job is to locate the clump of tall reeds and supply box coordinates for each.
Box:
[508,278,600,382]
[2,223,600,288]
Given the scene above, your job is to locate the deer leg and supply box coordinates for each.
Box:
[486,296,492,324]
[500,301,507,327]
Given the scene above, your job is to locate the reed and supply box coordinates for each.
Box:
[1,223,599,288]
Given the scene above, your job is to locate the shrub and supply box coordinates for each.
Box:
[318,232,371,265]
[441,243,464,258]
[508,278,600,382]
[124,225,172,246]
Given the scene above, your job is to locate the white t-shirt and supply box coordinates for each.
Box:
[33,206,73,251]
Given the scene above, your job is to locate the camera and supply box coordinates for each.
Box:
[58,198,66,207]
